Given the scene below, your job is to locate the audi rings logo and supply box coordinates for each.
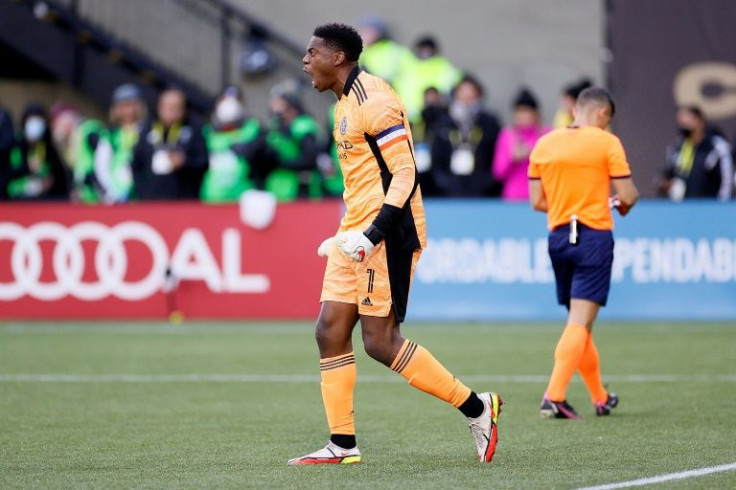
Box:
[0,221,270,301]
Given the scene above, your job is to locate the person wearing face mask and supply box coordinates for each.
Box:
[430,75,502,197]
[392,35,462,124]
[8,105,69,200]
[200,86,269,202]
[264,91,324,201]
[108,84,146,202]
[50,103,112,203]
[493,88,551,201]
[131,88,209,200]
[660,106,733,201]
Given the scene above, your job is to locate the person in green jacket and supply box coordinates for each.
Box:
[201,86,268,202]
[50,103,112,203]
[357,16,411,86]
[393,35,463,123]
[8,104,69,200]
[108,84,146,202]
[265,92,323,201]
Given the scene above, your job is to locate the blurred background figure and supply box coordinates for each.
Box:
[553,78,593,128]
[493,88,550,201]
[394,35,462,123]
[201,86,268,203]
[0,104,14,200]
[264,91,323,201]
[50,103,112,203]
[357,16,411,85]
[131,88,209,200]
[659,106,733,201]
[320,102,345,198]
[7,104,69,201]
[431,75,501,197]
[412,86,447,197]
[107,83,146,202]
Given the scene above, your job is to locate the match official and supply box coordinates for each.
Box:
[528,87,639,419]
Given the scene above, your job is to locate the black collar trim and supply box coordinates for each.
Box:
[343,66,362,97]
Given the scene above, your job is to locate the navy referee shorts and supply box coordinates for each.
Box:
[548,223,614,308]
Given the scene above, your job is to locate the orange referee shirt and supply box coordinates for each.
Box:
[528,126,631,230]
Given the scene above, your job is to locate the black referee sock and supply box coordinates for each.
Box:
[458,392,485,419]
[330,434,357,450]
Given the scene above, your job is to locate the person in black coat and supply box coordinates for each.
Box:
[0,104,14,200]
[131,88,208,200]
[430,75,502,197]
[7,104,69,200]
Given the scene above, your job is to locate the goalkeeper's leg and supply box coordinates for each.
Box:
[288,301,361,465]
[361,312,502,463]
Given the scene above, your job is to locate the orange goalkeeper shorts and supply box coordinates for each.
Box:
[320,241,421,322]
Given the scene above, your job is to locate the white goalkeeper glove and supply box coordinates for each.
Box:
[336,231,376,262]
[317,236,336,258]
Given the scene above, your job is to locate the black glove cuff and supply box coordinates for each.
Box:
[364,203,403,245]
[364,224,383,245]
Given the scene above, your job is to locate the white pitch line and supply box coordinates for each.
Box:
[0,374,735,383]
[576,462,736,490]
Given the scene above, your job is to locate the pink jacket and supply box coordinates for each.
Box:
[493,125,550,200]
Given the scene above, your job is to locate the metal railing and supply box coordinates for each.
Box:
[47,0,305,96]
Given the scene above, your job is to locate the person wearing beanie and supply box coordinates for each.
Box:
[264,90,324,201]
[200,86,269,202]
[492,87,551,200]
[108,83,146,202]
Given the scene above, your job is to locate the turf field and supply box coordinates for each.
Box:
[1,321,735,489]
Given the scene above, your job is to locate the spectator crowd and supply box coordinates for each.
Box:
[0,17,733,203]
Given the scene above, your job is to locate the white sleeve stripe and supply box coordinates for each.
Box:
[376,128,407,147]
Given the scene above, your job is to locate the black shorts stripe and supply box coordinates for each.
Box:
[393,341,417,373]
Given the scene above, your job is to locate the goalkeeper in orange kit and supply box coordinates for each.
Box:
[288,23,502,465]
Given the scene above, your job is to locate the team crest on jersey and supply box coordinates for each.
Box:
[340,116,347,135]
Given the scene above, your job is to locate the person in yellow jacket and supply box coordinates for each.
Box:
[393,35,462,123]
[357,16,411,86]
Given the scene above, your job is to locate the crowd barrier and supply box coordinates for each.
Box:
[0,201,341,319]
[1,200,735,321]
[410,200,736,321]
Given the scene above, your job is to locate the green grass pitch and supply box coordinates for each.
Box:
[1,321,735,489]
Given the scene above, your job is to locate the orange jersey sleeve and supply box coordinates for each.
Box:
[361,92,416,208]
[607,135,632,178]
[529,126,631,231]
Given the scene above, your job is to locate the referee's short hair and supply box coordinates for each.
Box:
[577,87,616,117]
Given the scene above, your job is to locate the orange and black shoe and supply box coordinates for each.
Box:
[468,392,503,463]
[287,441,362,465]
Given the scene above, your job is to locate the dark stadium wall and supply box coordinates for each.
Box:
[607,0,736,198]
[235,0,605,127]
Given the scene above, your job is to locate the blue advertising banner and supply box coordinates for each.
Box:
[408,200,736,321]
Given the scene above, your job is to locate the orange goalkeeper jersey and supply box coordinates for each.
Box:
[333,67,426,249]
[528,126,632,231]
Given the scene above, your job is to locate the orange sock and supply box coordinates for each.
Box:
[390,339,471,407]
[546,323,588,402]
[578,334,608,404]
[320,352,357,435]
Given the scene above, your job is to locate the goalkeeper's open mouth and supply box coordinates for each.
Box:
[303,67,315,87]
